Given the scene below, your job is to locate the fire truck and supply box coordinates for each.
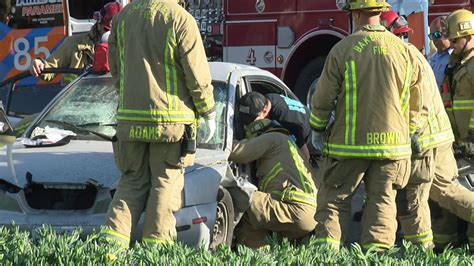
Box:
[222,0,473,102]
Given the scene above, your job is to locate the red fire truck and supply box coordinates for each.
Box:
[222,0,473,102]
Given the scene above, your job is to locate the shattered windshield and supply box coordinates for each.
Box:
[31,76,228,149]
[33,76,117,140]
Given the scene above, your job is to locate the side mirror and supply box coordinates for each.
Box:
[0,104,16,143]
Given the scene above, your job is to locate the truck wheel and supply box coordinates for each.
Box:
[294,56,327,104]
[209,186,234,249]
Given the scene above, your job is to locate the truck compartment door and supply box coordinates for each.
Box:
[224,20,277,70]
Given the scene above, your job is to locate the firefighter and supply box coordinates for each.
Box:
[229,119,317,248]
[103,0,216,247]
[429,16,453,90]
[442,9,474,155]
[395,44,456,248]
[377,12,455,248]
[434,9,474,252]
[310,0,423,250]
[238,91,311,161]
[28,1,123,81]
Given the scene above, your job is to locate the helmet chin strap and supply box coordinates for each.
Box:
[460,39,468,58]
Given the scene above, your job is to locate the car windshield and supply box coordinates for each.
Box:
[31,76,228,150]
[33,76,117,139]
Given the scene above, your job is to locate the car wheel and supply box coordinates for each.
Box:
[209,186,234,249]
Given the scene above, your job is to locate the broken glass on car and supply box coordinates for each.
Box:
[33,76,117,140]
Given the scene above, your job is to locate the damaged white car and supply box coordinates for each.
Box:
[0,62,300,248]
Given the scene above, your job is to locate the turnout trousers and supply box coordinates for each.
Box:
[235,191,316,249]
[313,158,410,250]
[431,202,474,252]
[397,149,435,247]
[104,141,184,246]
[429,143,474,251]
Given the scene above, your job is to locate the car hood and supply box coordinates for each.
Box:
[0,140,228,188]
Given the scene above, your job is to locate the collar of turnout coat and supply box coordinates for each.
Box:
[353,24,387,32]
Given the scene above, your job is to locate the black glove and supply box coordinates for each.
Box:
[410,131,422,155]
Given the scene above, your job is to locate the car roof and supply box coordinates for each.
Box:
[83,62,262,83]
[209,62,260,82]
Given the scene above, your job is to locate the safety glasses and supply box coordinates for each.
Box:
[428,31,443,40]
[389,16,409,30]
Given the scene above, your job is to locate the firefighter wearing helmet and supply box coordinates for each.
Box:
[29,1,123,81]
[380,10,412,38]
[103,0,216,247]
[375,9,458,249]
[310,0,424,250]
[442,9,474,153]
[229,119,317,248]
[436,9,474,253]
[395,44,458,249]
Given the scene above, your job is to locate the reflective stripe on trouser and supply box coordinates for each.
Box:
[105,141,184,243]
[314,157,410,249]
[271,189,317,208]
[397,149,435,246]
[429,143,474,223]
[234,191,316,249]
[102,228,130,248]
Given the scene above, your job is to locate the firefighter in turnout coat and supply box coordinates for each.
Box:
[29,2,123,82]
[436,9,474,252]
[104,0,216,246]
[396,44,456,248]
[310,0,424,250]
[229,119,317,248]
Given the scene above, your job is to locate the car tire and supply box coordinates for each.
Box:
[209,186,234,249]
[294,56,326,104]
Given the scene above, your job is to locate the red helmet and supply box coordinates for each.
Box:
[380,10,412,35]
[93,1,123,31]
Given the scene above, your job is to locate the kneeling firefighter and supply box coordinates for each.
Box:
[229,119,317,248]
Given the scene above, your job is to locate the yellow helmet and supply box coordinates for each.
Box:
[445,9,474,40]
[339,0,391,12]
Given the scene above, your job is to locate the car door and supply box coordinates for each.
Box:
[0,68,85,128]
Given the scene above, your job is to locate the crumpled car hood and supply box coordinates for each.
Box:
[0,140,228,188]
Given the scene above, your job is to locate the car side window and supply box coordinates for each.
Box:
[246,78,288,97]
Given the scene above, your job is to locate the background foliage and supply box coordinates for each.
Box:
[0,226,472,265]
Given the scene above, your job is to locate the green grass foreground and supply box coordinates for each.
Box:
[0,226,472,265]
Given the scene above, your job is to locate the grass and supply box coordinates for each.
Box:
[0,225,472,265]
